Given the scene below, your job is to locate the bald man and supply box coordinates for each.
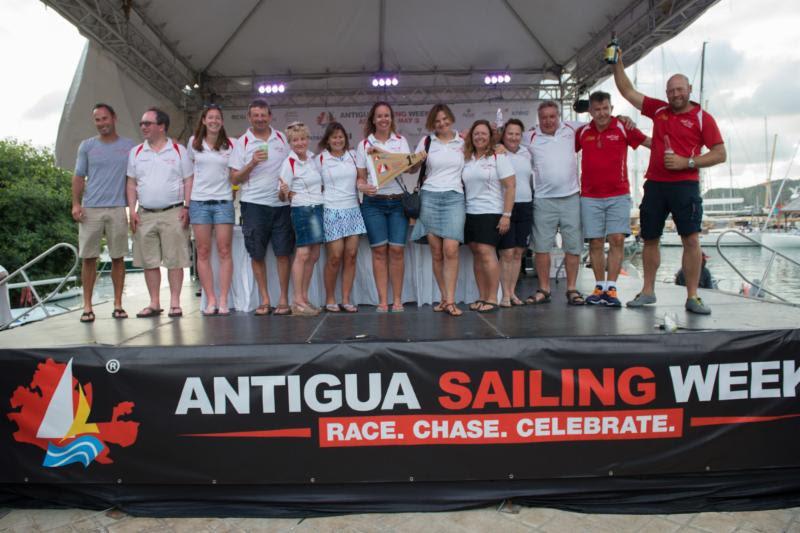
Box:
[612,51,726,315]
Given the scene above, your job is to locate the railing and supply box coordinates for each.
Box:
[0,243,80,330]
[714,229,800,303]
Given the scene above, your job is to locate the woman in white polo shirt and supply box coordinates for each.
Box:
[186,104,234,316]
[279,122,324,317]
[462,120,516,314]
[498,118,534,308]
[316,122,366,313]
[410,103,466,317]
[355,101,412,313]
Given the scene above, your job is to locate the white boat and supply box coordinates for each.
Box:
[759,230,800,249]
[659,229,760,247]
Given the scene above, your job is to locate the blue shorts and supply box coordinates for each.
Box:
[291,204,325,247]
[360,195,408,247]
[189,199,234,225]
[580,194,631,239]
[240,202,295,259]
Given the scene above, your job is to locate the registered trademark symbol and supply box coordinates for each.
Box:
[106,359,120,373]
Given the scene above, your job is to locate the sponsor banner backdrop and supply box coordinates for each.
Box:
[224,103,537,150]
[2,330,800,485]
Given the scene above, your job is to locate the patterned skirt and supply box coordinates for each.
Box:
[323,206,367,242]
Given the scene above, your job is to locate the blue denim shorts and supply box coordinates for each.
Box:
[291,204,325,247]
[189,199,234,225]
[360,195,408,247]
[241,202,295,258]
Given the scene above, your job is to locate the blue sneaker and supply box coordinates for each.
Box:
[601,287,622,307]
[586,285,605,305]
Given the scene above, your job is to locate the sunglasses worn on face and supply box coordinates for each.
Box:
[139,121,156,127]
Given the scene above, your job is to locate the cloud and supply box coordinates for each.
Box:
[21,90,67,120]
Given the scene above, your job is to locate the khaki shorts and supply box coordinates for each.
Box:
[78,207,129,259]
[133,207,191,269]
[532,193,583,255]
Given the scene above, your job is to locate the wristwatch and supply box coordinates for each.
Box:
[687,157,696,170]
[502,211,512,218]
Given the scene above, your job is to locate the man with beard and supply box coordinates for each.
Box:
[613,51,726,314]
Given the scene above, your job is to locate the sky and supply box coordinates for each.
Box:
[1,0,799,191]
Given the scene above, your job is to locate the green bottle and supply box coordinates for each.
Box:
[604,33,620,64]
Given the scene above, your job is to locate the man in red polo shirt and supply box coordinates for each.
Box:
[613,51,726,314]
[576,91,650,307]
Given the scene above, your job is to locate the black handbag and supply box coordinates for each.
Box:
[395,135,432,219]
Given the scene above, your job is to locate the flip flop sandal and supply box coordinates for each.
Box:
[217,308,232,316]
[168,307,183,318]
[510,296,525,306]
[325,304,342,312]
[478,302,500,314]
[499,299,513,308]
[136,307,163,318]
[376,304,389,313]
[525,290,551,305]
[254,304,273,316]
[433,302,447,312]
[469,300,485,311]
[566,290,586,306]
[341,304,358,313]
[202,307,219,316]
[273,305,292,316]
[111,308,128,319]
[391,303,404,313]
[444,303,463,317]
[80,311,95,323]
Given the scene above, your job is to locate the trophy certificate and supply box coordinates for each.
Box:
[369,150,426,187]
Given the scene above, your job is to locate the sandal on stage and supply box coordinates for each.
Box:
[217,307,231,316]
[136,307,163,318]
[273,305,292,316]
[433,302,447,312]
[566,290,586,306]
[510,296,525,306]
[291,303,320,317]
[499,299,512,308]
[111,308,128,319]
[202,307,218,316]
[341,303,358,313]
[525,289,551,305]
[80,311,95,323]
[325,304,342,313]
[444,302,463,317]
[391,303,404,313]
[376,304,389,313]
[168,307,183,318]
[254,304,272,316]
[477,302,500,314]
[469,300,485,311]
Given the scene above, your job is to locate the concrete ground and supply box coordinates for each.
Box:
[1,505,799,532]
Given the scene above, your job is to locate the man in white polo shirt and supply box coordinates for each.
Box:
[523,100,586,306]
[126,107,193,319]
[229,99,292,315]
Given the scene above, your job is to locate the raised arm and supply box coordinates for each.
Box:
[612,53,645,111]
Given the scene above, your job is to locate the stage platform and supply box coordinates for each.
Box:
[2,274,798,349]
[2,272,800,516]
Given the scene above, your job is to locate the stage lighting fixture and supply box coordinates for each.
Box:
[483,73,512,85]
[371,75,399,88]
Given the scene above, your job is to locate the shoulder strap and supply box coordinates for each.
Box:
[414,135,433,190]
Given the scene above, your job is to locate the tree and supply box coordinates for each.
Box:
[0,139,77,281]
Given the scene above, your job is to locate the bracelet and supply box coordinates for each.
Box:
[502,212,512,218]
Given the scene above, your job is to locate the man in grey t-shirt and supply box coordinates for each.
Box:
[72,103,136,322]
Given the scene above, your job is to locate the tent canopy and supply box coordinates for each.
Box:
[42,0,719,109]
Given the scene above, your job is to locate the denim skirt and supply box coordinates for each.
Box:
[412,189,465,242]
[291,204,325,247]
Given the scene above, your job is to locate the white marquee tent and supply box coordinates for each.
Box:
[44,0,719,168]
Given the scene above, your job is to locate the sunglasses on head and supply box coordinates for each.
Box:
[204,103,223,110]
[286,121,305,129]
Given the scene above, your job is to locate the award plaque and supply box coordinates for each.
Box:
[370,150,426,187]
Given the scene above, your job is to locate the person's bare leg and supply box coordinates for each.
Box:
[193,224,216,311]
[478,244,500,305]
[469,243,487,303]
[508,247,524,301]
[641,239,660,295]
[275,255,291,308]
[564,253,580,292]
[81,258,97,312]
[167,268,183,311]
[427,234,446,302]
[215,224,233,312]
[341,235,360,306]
[110,257,125,310]
[143,267,161,310]
[388,245,405,308]
[324,239,344,305]
[302,244,320,305]
[499,248,515,304]
[371,245,389,308]
[442,238,460,304]
[251,258,270,306]
[292,247,309,306]
[534,252,551,299]
[588,238,606,284]
[606,233,625,282]
[680,233,702,299]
